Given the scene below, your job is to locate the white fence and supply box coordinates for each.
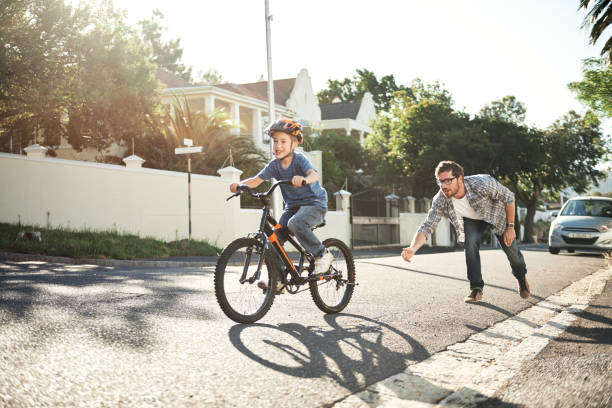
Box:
[0,152,351,249]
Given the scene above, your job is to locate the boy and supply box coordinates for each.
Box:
[229,118,333,293]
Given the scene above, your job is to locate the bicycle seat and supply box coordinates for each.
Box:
[311,221,326,230]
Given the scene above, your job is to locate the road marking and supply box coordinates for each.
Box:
[333,267,611,408]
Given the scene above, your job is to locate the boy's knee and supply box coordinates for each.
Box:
[287,218,301,234]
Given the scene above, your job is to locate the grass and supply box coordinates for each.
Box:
[0,222,220,260]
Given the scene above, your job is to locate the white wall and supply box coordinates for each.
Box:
[0,153,351,249]
[0,153,235,247]
[400,213,453,247]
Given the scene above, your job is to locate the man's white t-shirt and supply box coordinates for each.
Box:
[451,195,483,220]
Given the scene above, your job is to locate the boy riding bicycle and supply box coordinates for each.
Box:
[229,118,333,293]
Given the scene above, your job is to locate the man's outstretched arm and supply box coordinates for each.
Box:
[401,231,427,262]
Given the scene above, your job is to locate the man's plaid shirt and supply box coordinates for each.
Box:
[417,174,514,243]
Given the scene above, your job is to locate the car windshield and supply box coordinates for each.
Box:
[560,199,612,217]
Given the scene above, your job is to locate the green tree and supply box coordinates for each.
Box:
[137,9,192,82]
[156,97,267,177]
[479,95,526,124]
[494,111,607,242]
[579,0,612,63]
[317,68,410,112]
[366,89,480,199]
[568,58,612,119]
[0,0,160,159]
[306,131,364,195]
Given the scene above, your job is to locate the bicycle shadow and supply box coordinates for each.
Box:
[229,313,431,391]
[228,313,522,406]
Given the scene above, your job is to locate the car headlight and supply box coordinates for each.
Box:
[553,224,563,230]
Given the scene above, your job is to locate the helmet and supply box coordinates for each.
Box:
[265,118,303,143]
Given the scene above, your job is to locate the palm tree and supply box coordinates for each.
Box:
[161,96,268,177]
[579,0,612,63]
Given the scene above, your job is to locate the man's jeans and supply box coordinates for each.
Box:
[278,206,326,258]
[464,217,527,290]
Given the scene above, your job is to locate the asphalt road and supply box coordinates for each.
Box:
[0,248,605,407]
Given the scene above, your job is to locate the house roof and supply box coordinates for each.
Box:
[156,69,192,88]
[320,101,362,120]
[216,78,296,106]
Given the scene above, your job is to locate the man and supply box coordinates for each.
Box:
[401,161,530,302]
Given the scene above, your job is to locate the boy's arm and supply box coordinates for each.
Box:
[230,176,264,193]
[292,169,318,187]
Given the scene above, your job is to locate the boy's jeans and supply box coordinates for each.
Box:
[278,206,326,258]
[463,217,527,291]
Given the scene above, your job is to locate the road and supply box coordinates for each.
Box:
[0,248,605,407]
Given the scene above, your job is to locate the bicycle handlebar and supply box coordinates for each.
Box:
[226,179,305,201]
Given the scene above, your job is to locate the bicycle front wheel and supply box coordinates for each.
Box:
[214,237,277,324]
[309,238,355,314]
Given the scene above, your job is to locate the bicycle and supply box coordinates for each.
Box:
[214,179,356,324]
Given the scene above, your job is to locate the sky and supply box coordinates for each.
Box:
[106,0,609,133]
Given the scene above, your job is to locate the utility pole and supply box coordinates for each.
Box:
[265,0,282,218]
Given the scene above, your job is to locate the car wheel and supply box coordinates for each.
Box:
[548,247,560,255]
[567,249,575,253]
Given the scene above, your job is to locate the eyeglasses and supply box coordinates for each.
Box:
[436,177,456,186]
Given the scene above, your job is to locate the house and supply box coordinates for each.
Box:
[159,68,322,151]
[158,68,377,148]
[319,93,376,145]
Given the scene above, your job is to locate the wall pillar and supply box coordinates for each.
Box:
[404,196,416,213]
[218,166,244,244]
[24,144,47,159]
[334,189,352,212]
[385,194,400,217]
[123,155,145,169]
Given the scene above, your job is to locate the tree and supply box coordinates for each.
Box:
[154,97,268,177]
[579,0,612,63]
[568,58,612,119]
[0,0,160,159]
[493,111,607,242]
[137,9,192,82]
[306,131,365,195]
[317,68,410,112]
[366,89,480,199]
[193,68,224,85]
[479,95,526,124]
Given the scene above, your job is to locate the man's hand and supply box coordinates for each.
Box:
[292,175,307,187]
[229,182,239,193]
[401,247,416,262]
[503,227,516,247]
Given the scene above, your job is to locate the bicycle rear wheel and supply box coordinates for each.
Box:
[309,238,355,314]
[214,237,277,323]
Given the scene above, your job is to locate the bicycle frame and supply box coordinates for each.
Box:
[230,180,315,287]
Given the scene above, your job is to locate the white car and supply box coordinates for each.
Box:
[548,196,612,254]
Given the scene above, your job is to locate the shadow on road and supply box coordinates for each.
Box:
[0,260,213,349]
[358,261,545,301]
[228,313,429,391]
[228,313,523,407]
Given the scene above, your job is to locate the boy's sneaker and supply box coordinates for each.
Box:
[257,280,285,295]
[314,249,334,274]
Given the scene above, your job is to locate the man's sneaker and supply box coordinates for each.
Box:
[257,280,285,295]
[314,250,334,274]
[517,277,530,299]
[464,288,483,303]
